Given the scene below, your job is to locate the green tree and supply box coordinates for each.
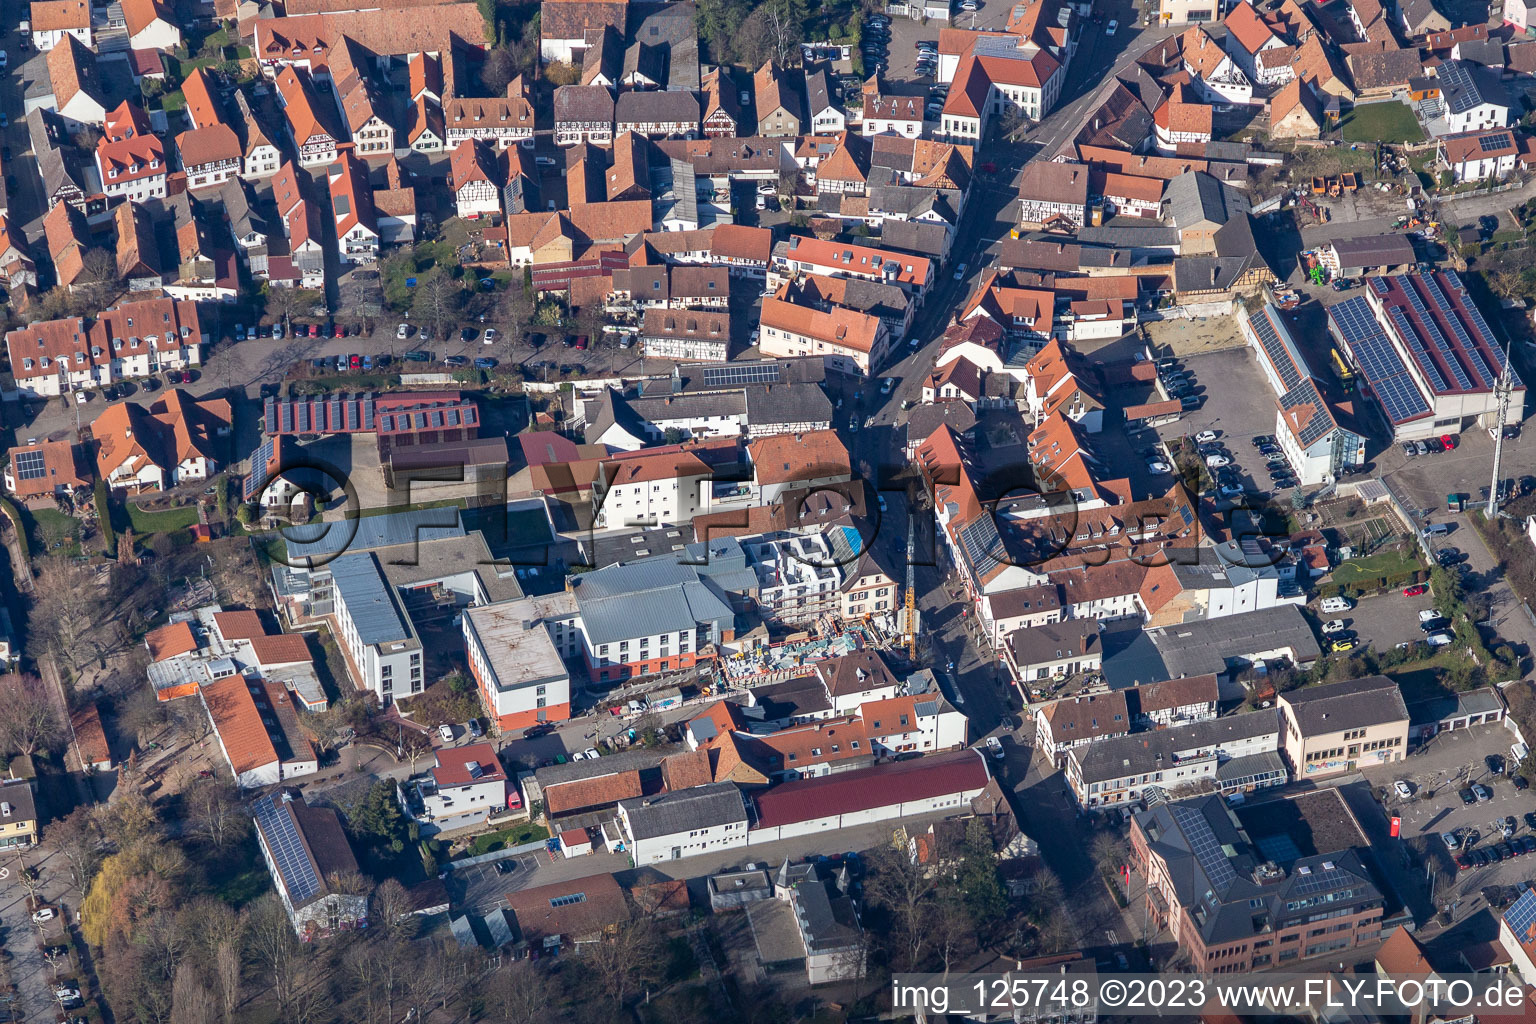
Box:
[956,817,1006,930]
[347,780,410,855]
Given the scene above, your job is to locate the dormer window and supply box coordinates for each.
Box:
[109,169,118,179]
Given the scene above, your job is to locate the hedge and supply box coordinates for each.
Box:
[95,479,117,558]
[0,496,28,564]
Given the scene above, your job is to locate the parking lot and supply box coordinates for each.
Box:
[1314,588,1441,656]
[1365,725,1536,903]
[453,851,548,914]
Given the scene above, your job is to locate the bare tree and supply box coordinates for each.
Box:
[215,936,243,1024]
[28,556,105,672]
[248,895,305,1017]
[0,673,64,757]
[48,806,104,898]
[485,963,549,1024]
[265,287,322,336]
[171,963,219,1024]
[583,918,665,1009]
[927,896,974,977]
[370,878,416,941]
[80,246,124,311]
[863,842,936,970]
[186,780,247,850]
[412,267,462,341]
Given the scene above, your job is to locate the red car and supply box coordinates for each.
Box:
[349,354,362,370]
[181,370,193,383]
[1455,855,1471,871]
[308,323,320,338]
[1404,583,1429,597]
[1440,434,1457,450]
[575,335,588,350]
[333,324,345,339]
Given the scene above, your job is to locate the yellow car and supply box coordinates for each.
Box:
[1330,637,1359,653]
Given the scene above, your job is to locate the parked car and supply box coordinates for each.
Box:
[1442,831,1461,850]
[1403,583,1429,597]
[444,355,467,367]
[1147,461,1171,473]
[985,735,1004,759]
[437,724,454,743]
[1321,619,1346,634]
[1329,637,1359,653]
[954,262,969,281]
[483,328,498,345]
[1460,787,1478,806]
[1425,630,1454,647]
[1106,18,1118,32]
[403,350,431,362]
[1195,430,1218,443]
[31,908,56,923]
[1489,754,1507,775]
[1394,780,1412,798]
[1474,783,1493,801]
[1320,596,1353,613]
[575,336,588,350]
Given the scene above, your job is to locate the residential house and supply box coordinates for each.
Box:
[1437,59,1510,134]
[863,93,925,138]
[96,102,167,204]
[44,35,108,131]
[1017,161,1088,229]
[1003,619,1101,689]
[113,201,162,291]
[758,297,889,375]
[505,872,629,951]
[614,91,699,139]
[235,92,284,179]
[939,34,1067,143]
[1034,691,1131,767]
[539,0,627,63]
[444,77,536,149]
[400,743,509,834]
[805,68,845,135]
[178,120,243,192]
[1269,77,1323,138]
[0,215,36,291]
[640,309,731,362]
[328,152,378,265]
[121,0,181,49]
[252,791,368,938]
[4,439,87,499]
[1400,0,1451,36]
[0,780,38,850]
[770,235,933,297]
[275,66,341,167]
[701,67,741,137]
[94,390,230,491]
[1439,128,1519,182]
[554,85,616,146]
[30,0,92,51]
[272,161,326,289]
[755,63,803,137]
[1066,710,1283,809]
[450,139,503,220]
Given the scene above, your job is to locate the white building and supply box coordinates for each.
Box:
[251,791,369,940]
[758,298,890,376]
[327,552,425,703]
[462,597,575,733]
[123,0,181,50]
[201,675,318,789]
[862,94,925,138]
[29,0,93,51]
[617,783,750,865]
[1241,303,1364,485]
[860,693,969,755]
[1439,129,1518,183]
[1437,60,1511,135]
[401,743,509,835]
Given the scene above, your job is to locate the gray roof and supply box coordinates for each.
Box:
[619,782,747,839]
[628,390,746,424]
[1071,709,1280,784]
[1073,224,1181,248]
[615,89,699,126]
[1145,604,1321,678]
[1169,538,1282,591]
[881,219,950,258]
[805,67,836,117]
[1405,685,1504,726]
[582,386,649,446]
[569,558,737,645]
[1008,618,1100,667]
[790,879,862,953]
[744,382,834,426]
[1326,233,1416,268]
[904,400,977,446]
[1164,170,1249,230]
[1215,750,1289,784]
[328,552,418,647]
[1281,675,1409,735]
[1456,38,1505,67]
[835,276,912,321]
[625,1,700,90]
[1437,60,1508,115]
[0,780,37,824]
[1173,256,1251,293]
[553,84,616,124]
[284,506,466,560]
[667,155,697,225]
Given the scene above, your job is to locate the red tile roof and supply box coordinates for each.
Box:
[249,634,313,666]
[147,621,198,661]
[202,675,281,776]
[213,610,265,641]
[752,748,989,828]
[433,742,506,787]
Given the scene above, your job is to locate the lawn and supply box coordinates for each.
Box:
[25,507,82,558]
[127,501,201,535]
[462,822,549,857]
[1340,101,1425,144]
[1330,547,1423,588]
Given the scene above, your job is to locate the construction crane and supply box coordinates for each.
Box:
[902,511,920,657]
[1486,340,1518,518]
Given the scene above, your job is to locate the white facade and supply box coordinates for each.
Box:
[33,25,92,50]
[243,143,283,180]
[642,335,730,361]
[861,699,969,754]
[592,468,711,528]
[455,179,500,220]
[617,785,750,865]
[747,760,990,844]
[128,17,180,50]
[1445,98,1511,135]
[863,114,923,137]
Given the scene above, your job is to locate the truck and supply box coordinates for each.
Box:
[1329,347,1356,392]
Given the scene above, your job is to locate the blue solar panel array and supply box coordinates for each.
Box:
[12,449,47,482]
[1171,803,1237,892]
[1389,307,1451,392]
[244,437,275,502]
[1507,889,1536,945]
[253,793,322,905]
[1250,306,1305,390]
[1329,297,1432,424]
[1402,278,1475,390]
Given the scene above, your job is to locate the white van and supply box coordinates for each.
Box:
[1425,631,1454,647]
[1320,596,1353,614]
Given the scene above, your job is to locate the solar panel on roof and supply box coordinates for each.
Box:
[1172,804,1237,891]
[1388,307,1452,392]
[1408,277,1476,389]
[1250,307,1306,391]
[1506,890,1536,942]
[701,362,781,387]
[244,437,275,501]
[12,449,47,482]
[1480,132,1513,152]
[253,794,322,905]
[1329,297,1433,424]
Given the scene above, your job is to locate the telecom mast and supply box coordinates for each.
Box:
[1486,340,1517,518]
